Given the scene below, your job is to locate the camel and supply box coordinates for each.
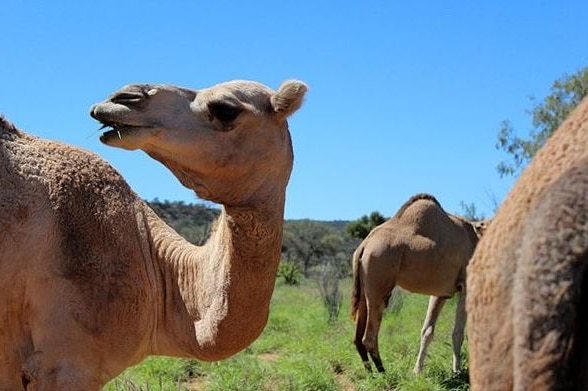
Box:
[0,79,307,390]
[467,96,588,390]
[351,193,487,374]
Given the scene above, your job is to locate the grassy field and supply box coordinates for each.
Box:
[105,279,469,391]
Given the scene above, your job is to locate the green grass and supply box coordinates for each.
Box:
[105,279,469,391]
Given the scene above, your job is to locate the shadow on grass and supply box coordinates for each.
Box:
[439,368,470,390]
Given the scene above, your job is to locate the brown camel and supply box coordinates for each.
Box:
[0,79,307,390]
[351,193,486,374]
[467,97,588,390]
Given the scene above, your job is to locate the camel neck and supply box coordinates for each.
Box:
[148,193,285,360]
[222,197,285,266]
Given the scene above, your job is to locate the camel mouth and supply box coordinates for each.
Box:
[90,103,155,146]
[97,122,154,145]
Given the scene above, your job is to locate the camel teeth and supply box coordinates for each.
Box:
[117,130,122,140]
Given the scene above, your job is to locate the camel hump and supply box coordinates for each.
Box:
[394,193,443,218]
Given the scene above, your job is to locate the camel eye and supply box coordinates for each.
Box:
[208,101,243,124]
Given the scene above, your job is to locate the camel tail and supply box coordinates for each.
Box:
[351,243,365,321]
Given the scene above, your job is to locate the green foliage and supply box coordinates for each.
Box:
[282,219,358,277]
[497,66,588,177]
[281,220,330,276]
[346,211,387,240]
[317,261,342,323]
[277,260,302,285]
[106,280,469,390]
[104,356,201,390]
[458,201,485,221]
[204,357,269,391]
[388,287,406,314]
[148,201,358,278]
[148,199,219,245]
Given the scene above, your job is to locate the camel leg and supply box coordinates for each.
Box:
[21,296,108,390]
[0,352,27,390]
[452,289,466,373]
[363,292,388,373]
[21,352,104,391]
[20,339,106,391]
[23,368,103,390]
[414,296,446,374]
[353,297,372,372]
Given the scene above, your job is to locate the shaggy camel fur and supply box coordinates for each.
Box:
[0,79,307,390]
[351,193,486,374]
[467,97,588,390]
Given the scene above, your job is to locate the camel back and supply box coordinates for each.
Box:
[352,193,442,320]
[393,193,444,219]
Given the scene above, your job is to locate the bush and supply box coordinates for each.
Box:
[277,261,302,286]
[317,261,342,323]
[388,287,405,314]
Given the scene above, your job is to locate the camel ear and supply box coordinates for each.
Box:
[179,87,197,101]
[472,219,491,238]
[271,80,308,120]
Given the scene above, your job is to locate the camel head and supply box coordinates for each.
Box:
[472,219,492,238]
[90,80,307,206]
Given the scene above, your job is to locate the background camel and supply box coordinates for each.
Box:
[0,79,307,390]
[467,98,588,389]
[351,193,485,374]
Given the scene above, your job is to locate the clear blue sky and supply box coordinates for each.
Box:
[2,1,587,220]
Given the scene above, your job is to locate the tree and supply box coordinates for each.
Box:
[148,199,219,245]
[281,220,333,277]
[496,66,588,177]
[346,211,387,240]
[459,201,485,221]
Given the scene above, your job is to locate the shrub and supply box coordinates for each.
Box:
[277,261,302,286]
[317,261,342,323]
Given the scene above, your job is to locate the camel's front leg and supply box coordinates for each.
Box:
[452,290,466,373]
[22,352,105,391]
[22,294,114,390]
[414,295,446,374]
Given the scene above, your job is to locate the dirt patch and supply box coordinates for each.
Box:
[257,352,279,362]
[184,377,207,391]
[335,373,356,391]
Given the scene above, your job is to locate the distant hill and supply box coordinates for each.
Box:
[147,199,220,245]
[147,199,357,276]
[147,199,352,238]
